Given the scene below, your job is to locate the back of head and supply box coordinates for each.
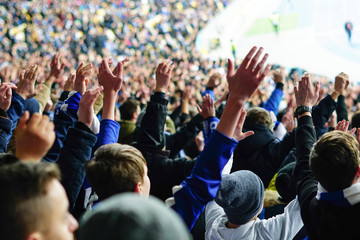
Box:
[78,193,191,240]
[351,111,360,129]
[0,162,60,240]
[246,107,273,129]
[215,170,264,225]
[310,131,359,192]
[85,143,146,200]
[120,99,140,121]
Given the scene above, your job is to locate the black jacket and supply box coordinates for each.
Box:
[231,121,295,188]
[133,93,203,201]
[295,116,360,240]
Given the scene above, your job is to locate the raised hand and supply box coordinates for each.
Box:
[155,60,174,93]
[294,73,320,108]
[50,52,65,79]
[17,65,40,99]
[335,119,356,135]
[233,108,254,141]
[78,86,103,128]
[98,57,128,94]
[216,46,270,139]
[334,72,349,95]
[226,47,270,101]
[272,69,285,84]
[64,72,76,92]
[0,82,17,111]
[182,85,194,100]
[197,94,215,119]
[75,63,92,94]
[16,111,55,162]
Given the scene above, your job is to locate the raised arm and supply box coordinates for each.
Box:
[293,73,320,206]
[57,87,102,209]
[135,60,174,151]
[0,83,17,152]
[171,46,270,230]
[95,58,128,147]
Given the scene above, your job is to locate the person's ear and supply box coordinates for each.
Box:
[27,232,44,240]
[356,166,360,178]
[134,182,142,195]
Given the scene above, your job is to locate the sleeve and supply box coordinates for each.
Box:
[94,119,120,150]
[34,84,50,113]
[263,82,284,116]
[43,92,81,162]
[312,95,336,138]
[260,199,303,239]
[336,95,348,122]
[267,130,296,168]
[170,130,238,230]
[203,117,219,146]
[6,92,25,144]
[135,92,168,151]
[293,116,318,211]
[205,200,225,236]
[166,113,204,158]
[57,121,98,210]
[0,110,12,153]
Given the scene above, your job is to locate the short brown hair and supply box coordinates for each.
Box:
[120,99,140,121]
[310,131,360,191]
[0,162,60,240]
[85,143,147,200]
[246,107,273,129]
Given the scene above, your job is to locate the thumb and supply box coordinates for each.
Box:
[226,58,234,79]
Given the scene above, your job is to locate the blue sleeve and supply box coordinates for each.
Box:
[0,116,12,153]
[94,119,120,150]
[43,92,81,162]
[263,82,284,115]
[6,92,25,144]
[57,124,98,210]
[202,89,215,101]
[203,117,219,146]
[172,130,238,230]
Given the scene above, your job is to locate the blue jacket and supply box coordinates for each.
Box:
[172,130,238,230]
[6,92,25,144]
[44,91,81,162]
[0,110,12,153]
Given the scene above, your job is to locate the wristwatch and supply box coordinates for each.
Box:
[294,105,312,117]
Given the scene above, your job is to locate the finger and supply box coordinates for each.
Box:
[238,108,247,128]
[247,47,264,71]
[239,46,257,71]
[38,115,50,131]
[226,58,235,79]
[345,121,350,131]
[77,62,84,73]
[258,64,271,81]
[17,111,30,130]
[166,62,174,74]
[115,62,124,78]
[196,104,202,114]
[350,127,357,135]
[254,53,269,75]
[32,65,39,80]
[5,86,12,99]
[46,121,55,133]
[242,131,255,139]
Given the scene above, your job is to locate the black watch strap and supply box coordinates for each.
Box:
[294,105,312,117]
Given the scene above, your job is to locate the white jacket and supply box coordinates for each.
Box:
[205,198,303,240]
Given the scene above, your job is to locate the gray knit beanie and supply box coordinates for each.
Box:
[78,193,191,240]
[215,170,264,225]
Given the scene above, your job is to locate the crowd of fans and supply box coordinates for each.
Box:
[2,1,360,240]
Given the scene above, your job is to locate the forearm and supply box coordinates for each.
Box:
[336,95,348,121]
[216,96,244,138]
[136,92,168,149]
[102,92,117,120]
[57,122,98,209]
